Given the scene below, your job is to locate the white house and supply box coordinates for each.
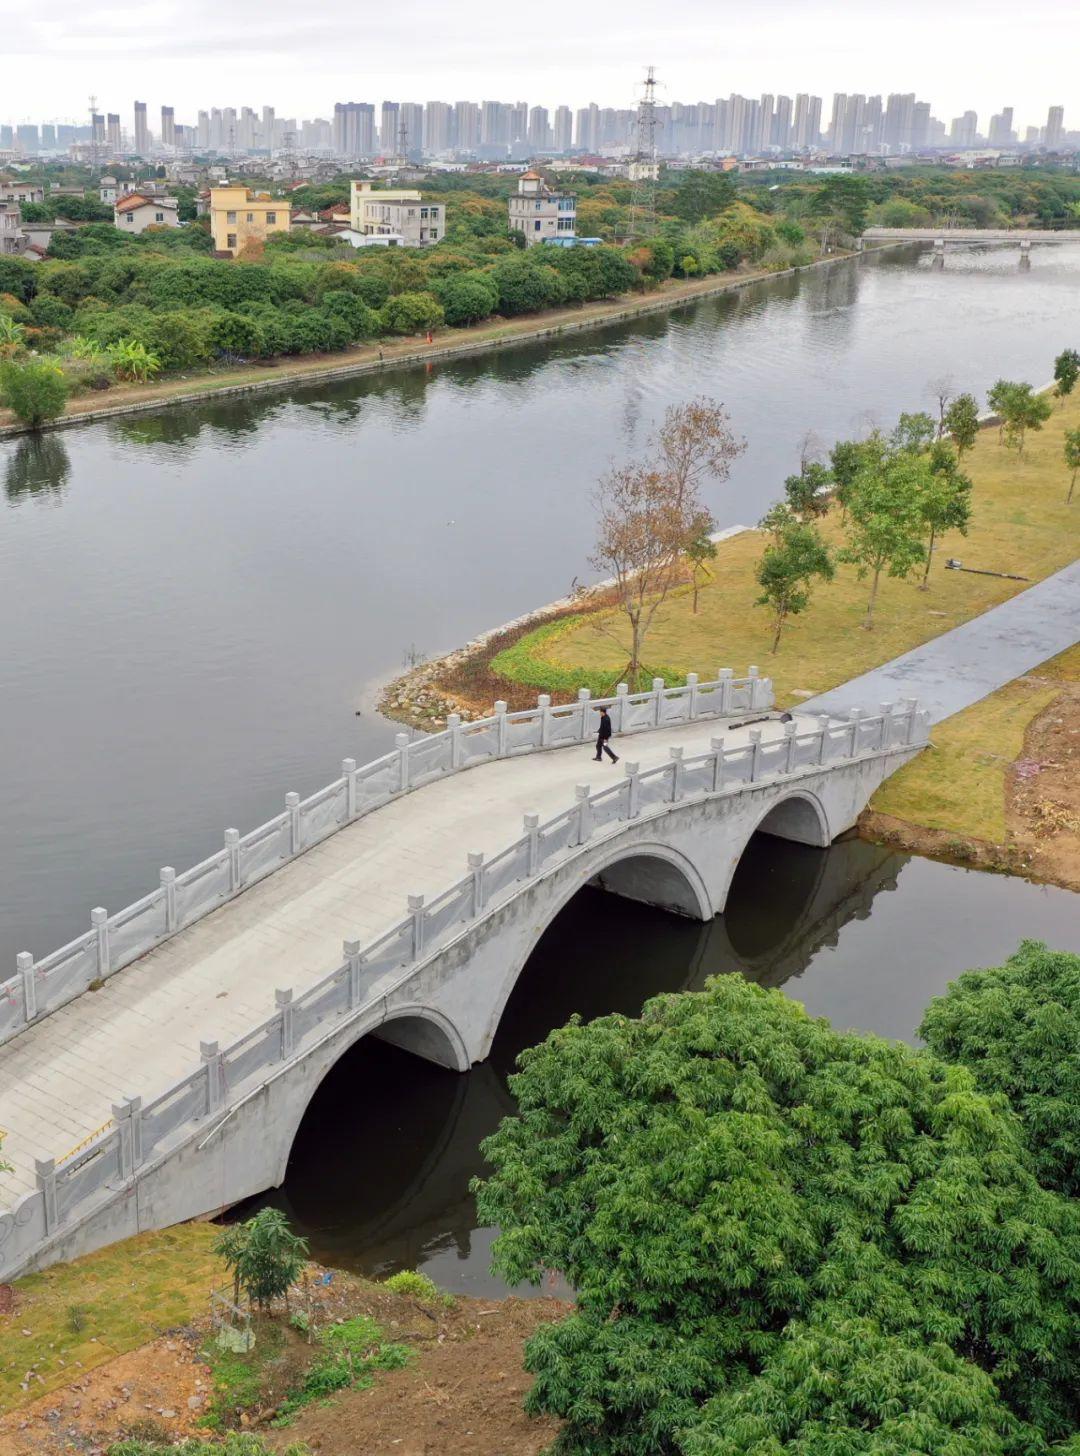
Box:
[507,170,576,245]
[349,181,444,246]
[113,193,180,234]
[99,176,118,204]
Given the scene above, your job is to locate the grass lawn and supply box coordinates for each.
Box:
[870,642,1080,842]
[0,1222,223,1412]
[533,388,1080,707]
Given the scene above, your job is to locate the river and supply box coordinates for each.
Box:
[2,241,1079,962]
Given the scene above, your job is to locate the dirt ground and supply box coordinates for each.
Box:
[264,1298,564,1456]
[0,1269,566,1456]
[861,681,1080,891]
[0,1333,210,1455]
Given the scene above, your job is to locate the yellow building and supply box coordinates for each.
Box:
[209,186,290,256]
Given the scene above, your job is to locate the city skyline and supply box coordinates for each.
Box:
[2,0,1077,128]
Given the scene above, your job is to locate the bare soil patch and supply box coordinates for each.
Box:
[1007,682,1080,891]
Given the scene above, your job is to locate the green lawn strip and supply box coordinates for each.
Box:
[490,613,686,699]
[870,643,1080,842]
[0,1224,223,1414]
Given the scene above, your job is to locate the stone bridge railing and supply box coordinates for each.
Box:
[0,670,771,1046]
[2,698,929,1276]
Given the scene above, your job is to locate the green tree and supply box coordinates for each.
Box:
[1065,426,1080,504]
[783,462,832,519]
[214,1207,308,1313]
[918,441,973,586]
[684,512,717,613]
[670,171,737,225]
[755,505,834,649]
[890,410,937,455]
[921,943,1080,1198]
[840,445,928,627]
[433,269,499,326]
[943,391,981,458]
[380,290,445,335]
[0,314,27,357]
[998,382,1053,456]
[828,437,873,514]
[1053,347,1080,404]
[0,358,69,428]
[491,254,566,315]
[475,975,1080,1456]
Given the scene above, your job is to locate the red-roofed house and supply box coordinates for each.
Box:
[114,193,180,234]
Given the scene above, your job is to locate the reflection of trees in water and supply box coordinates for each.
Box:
[111,392,289,453]
[3,432,71,501]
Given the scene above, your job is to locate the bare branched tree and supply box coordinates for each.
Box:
[589,399,744,688]
[796,429,827,473]
[927,374,956,438]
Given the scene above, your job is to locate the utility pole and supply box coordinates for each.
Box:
[627,66,658,241]
[396,115,409,167]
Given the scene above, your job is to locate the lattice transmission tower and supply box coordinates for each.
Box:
[396,116,409,166]
[626,66,658,241]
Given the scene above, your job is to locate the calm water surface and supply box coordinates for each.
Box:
[254,835,1080,1295]
[2,242,1078,960]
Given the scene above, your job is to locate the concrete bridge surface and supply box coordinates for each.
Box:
[0,673,928,1279]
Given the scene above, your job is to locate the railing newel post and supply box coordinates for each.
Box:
[879,702,894,749]
[395,733,411,792]
[285,792,301,855]
[719,667,733,715]
[276,988,295,1059]
[903,698,919,745]
[111,1095,143,1180]
[35,1157,58,1235]
[668,745,684,801]
[494,700,509,757]
[537,695,551,749]
[783,720,797,773]
[446,714,463,770]
[748,729,763,782]
[652,677,665,727]
[577,687,592,741]
[200,1040,223,1114]
[575,784,591,844]
[344,939,362,1009]
[225,828,241,892]
[524,812,540,875]
[817,714,831,764]
[847,708,863,757]
[468,851,486,916]
[342,758,358,818]
[686,672,699,719]
[624,761,640,818]
[408,893,426,958]
[710,737,725,793]
[91,907,110,981]
[160,866,177,933]
[615,682,629,734]
[17,951,35,1022]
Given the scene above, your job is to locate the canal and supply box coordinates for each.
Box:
[2,241,1079,963]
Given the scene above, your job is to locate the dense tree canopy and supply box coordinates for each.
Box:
[476,969,1080,1455]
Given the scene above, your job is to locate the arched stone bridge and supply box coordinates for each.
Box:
[0,672,929,1279]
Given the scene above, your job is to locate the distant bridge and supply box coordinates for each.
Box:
[0,670,929,1279]
[864,226,1080,246]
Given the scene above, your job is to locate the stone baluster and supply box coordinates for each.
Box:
[686,672,699,719]
[748,730,763,781]
[848,708,863,756]
[652,677,666,727]
[710,737,725,792]
[783,720,797,773]
[575,784,591,845]
[879,703,894,749]
[718,667,733,715]
[624,761,641,818]
[577,687,592,741]
[447,713,464,769]
[35,1157,58,1235]
[494,700,509,756]
[91,907,110,982]
[276,988,295,1059]
[344,939,363,1008]
[408,893,426,957]
[112,1095,143,1179]
[614,682,629,734]
[537,695,552,748]
[395,733,411,791]
[201,1040,224,1113]
[286,792,301,855]
[342,757,358,817]
[225,828,241,892]
[160,866,177,934]
[669,745,684,801]
[468,851,486,915]
[524,812,540,875]
[17,951,35,1023]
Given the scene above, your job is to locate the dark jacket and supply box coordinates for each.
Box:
[597,710,613,740]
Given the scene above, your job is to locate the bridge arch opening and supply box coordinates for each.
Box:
[587,847,712,920]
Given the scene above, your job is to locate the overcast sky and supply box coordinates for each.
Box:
[1,0,1074,130]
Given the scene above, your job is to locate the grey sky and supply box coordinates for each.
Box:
[1,0,1074,130]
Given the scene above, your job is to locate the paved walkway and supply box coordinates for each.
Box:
[804,560,1080,726]
[0,711,801,1203]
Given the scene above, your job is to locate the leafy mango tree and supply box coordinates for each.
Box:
[475,973,1080,1456]
[839,441,928,627]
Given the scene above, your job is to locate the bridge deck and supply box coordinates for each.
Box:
[0,712,799,1201]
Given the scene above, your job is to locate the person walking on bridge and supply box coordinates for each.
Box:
[594,706,619,764]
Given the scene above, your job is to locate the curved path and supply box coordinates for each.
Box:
[804,560,1080,724]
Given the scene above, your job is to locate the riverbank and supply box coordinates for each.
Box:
[0,1224,564,1453]
[0,249,870,440]
[382,382,1080,883]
